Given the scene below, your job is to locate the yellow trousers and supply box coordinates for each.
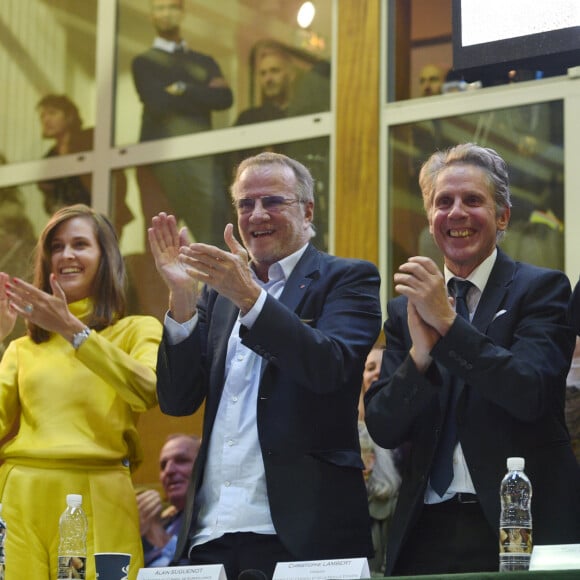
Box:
[0,461,144,580]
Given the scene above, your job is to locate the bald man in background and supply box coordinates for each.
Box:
[138,434,201,567]
[419,63,447,97]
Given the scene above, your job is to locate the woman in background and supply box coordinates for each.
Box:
[0,204,162,579]
[358,344,402,576]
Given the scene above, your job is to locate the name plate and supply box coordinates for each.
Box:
[529,544,580,570]
[137,564,227,580]
[273,558,370,580]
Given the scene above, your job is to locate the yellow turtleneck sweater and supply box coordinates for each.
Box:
[0,298,162,470]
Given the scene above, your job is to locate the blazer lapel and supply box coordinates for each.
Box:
[278,243,320,311]
[472,248,515,333]
[454,249,515,410]
[257,245,320,383]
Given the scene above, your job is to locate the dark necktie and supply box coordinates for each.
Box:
[430,278,473,497]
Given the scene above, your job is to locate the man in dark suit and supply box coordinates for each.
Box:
[365,143,580,576]
[132,0,233,248]
[148,152,381,579]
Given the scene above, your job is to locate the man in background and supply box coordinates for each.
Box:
[138,434,201,567]
[223,45,294,190]
[132,0,233,247]
[418,63,447,97]
[235,45,294,126]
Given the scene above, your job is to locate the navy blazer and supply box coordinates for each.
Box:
[568,277,580,334]
[366,248,580,575]
[157,244,382,562]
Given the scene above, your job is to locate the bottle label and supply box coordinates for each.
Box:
[58,555,86,579]
[499,527,533,554]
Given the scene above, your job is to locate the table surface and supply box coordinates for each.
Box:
[385,569,579,579]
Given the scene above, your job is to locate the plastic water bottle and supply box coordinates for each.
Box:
[499,457,533,572]
[57,494,88,579]
[0,503,6,580]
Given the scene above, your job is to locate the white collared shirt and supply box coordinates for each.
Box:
[152,36,187,53]
[164,244,309,545]
[425,248,497,504]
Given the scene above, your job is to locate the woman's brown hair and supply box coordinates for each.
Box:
[29,204,126,343]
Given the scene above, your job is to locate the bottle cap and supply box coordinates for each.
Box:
[507,457,525,471]
[66,494,83,507]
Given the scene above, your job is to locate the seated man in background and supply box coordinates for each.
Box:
[235,42,294,126]
[418,63,447,97]
[138,434,201,567]
[223,42,295,191]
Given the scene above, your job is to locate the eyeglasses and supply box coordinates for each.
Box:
[234,195,303,214]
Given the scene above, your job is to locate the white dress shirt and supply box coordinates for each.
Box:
[152,36,187,53]
[424,248,497,504]
[164,245,308,546]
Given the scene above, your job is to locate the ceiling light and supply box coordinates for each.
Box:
[297,2,315,29]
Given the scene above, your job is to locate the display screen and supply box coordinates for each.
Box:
[452,0,580,79]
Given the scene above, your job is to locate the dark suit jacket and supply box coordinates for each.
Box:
[365,248,580,575]
[156,244,382,562]
[132,47,233,141]
[568,277,580,334]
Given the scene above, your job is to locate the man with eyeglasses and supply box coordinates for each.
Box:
[148,152,381,579]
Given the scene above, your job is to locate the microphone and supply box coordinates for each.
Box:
[238,569,269,580]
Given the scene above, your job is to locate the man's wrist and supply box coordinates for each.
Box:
[238,288,267,324]
[169,288,198,323]
[409,346,432,373]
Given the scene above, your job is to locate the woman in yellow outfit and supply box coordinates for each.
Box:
[0,204,162,579]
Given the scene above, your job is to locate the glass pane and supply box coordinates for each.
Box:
[0,1,97,164]
[115,0,332,146]
[388,0,452,102]
[110,168,133,241]
[37,163,92,217]
[387,101,564,296]
[121,136,330,319]
[285,137,330,252]
[0,177,64,352]
[387,0,559,102]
